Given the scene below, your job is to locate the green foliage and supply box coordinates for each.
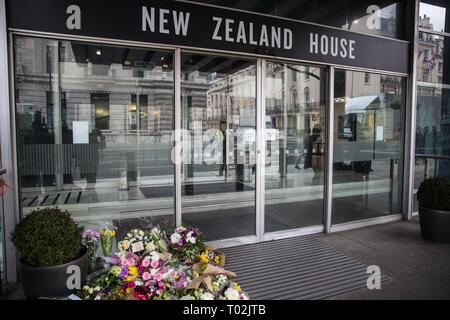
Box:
[417,177,450,211]
[11,207,84,267]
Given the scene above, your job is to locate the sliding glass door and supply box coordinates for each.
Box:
[180,53,257,241]
[264,62,328,233]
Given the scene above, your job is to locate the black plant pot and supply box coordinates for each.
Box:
[20,245,88,299]
[418,205,450,243]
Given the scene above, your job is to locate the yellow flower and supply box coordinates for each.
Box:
[233,282,241,292]
[200,255,209,263]
[166,283,171,288]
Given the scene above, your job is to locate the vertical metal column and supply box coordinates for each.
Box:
[0,0,19,283]
[52,41,63,191]
[174,48,182,227]
[256,58,265,242]
[325,66,334,233]
[403,0,420,221]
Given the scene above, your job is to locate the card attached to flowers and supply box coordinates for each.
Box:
[131,241,144,253]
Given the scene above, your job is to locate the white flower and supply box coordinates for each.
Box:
[135,280,143,287]
[83,285,89,290]
[146,242,156,251]
[127,233,132,238]
[150,268,158,276]
[130,238,136,243]
[170,233,181,244]
[200,292,215,300]
[116,250,126,258]
[187,237,196,244]
[121,240,131,250]
[94,286,101,291]
[94,295,101,300]
[139,230,144,236]
[224,288,240,300]
[88,288,94,295]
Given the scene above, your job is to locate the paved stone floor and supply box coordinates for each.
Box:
[2,218,450,300]
[319,218,450,300]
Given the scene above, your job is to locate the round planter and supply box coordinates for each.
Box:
[418,205,450,243]
[20,245,88,299]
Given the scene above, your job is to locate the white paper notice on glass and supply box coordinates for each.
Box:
[73,121,89,144]
[376,126,384,141]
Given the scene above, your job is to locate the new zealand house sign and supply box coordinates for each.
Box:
[6,0,410,74]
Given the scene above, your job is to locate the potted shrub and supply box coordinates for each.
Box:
[416,177,450,243]
[11,207,88,299]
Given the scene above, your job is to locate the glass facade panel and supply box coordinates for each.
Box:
[264,62,327,232]
[185,0,406,39]
[180,53,256,241]
[419,1,450,34]
[414,26,450,210]
[332,70,405,224]
[14,36,175,232]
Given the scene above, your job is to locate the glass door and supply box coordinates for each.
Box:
[180,53,257,242]
[264,62,328,233]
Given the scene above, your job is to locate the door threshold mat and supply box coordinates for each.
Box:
[221,235,390,300]
[140,181,254,198]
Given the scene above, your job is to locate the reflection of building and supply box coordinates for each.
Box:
[206,66,256,129]
[417,15,445,95]
[15,38,178,141]
[265,64,325,136]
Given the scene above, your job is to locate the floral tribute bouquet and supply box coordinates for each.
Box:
[81,229,101,274]
[167,225,204,264]
[100,228,115,257]
[76,224,249,301]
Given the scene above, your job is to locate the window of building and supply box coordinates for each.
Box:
[92,93,110,130]
[364,73,371,84]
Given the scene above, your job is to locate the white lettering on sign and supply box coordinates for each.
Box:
[66,5,81,30]
[212,17,293,50]
[310,33,355,60]
[142,6,190,36]
[366,5,381,30]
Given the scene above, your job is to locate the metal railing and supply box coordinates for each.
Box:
[415,154,450,179]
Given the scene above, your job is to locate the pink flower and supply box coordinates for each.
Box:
[150,259,159,269]
[127,281,136,288]
[154,273,163,282]
[178,239,183,246]
[142,272,151,281]
[142,258,150,268]
[145,280,155,287]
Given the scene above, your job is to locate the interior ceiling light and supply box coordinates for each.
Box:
[96,49,102,56]
[124,60,131,65]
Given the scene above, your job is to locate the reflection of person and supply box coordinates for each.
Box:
[303,128,312,170]
[0,178,13,195]
[295,133,303,169]
[80,128,106,185]
[218,123,227,177]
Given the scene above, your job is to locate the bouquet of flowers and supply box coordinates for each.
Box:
[100,228,115,257]
[211,275,249,300]
[199,245,225,266]
[82,229,100,274]
[167,226,204,263]
[149,227,169,252]
[76,224,249,301]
